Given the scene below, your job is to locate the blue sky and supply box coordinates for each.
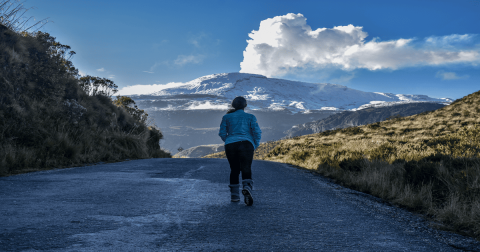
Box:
[27,0,480,99]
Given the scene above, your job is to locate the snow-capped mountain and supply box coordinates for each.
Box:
[124,72,451,112]
[121,73,452,154]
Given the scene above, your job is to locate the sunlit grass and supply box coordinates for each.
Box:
[206,90,480,240]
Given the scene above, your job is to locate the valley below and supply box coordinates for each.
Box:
[145,108,335,154]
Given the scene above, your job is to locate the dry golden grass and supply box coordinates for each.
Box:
[265,92,480,167]
[263,91,480,239]
[206,91,480,240]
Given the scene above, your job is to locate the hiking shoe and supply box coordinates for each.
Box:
[229,184,240,202]
[231,195,240,202]
[242,186,253,206]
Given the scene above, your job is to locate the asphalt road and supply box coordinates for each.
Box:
[1,158,479,251]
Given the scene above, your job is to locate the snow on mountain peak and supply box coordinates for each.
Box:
[124,72,452,112]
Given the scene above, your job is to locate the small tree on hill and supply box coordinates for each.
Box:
[113,96,148,124]
[34,32,78,76]
[79,75,118,97]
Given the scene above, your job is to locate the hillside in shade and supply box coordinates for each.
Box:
[0,24,169,175]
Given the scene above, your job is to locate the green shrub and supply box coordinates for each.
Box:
[386,114,403,121]
[403,160,443,195]
[401,128,420,134]
[369,143,396,160]
[290,150,310,162]
[341,127,364,135]
[318,129,340,136]
[339,158,364,172]
[367,122,381,130]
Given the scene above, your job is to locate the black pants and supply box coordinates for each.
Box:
[225,141,254,185]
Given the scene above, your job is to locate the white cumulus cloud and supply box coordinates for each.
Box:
[97,68,105,72]
[240,13,480,77]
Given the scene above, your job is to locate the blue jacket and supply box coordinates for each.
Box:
[219,110,262,149]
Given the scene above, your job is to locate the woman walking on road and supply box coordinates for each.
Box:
[219,96,262,206]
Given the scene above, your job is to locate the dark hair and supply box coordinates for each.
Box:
[227,96,247,114]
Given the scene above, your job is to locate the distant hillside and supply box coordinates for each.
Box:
[285,102,445,137]
[0,24,170,175]
[174,144,224,158]
[153,109,334,154]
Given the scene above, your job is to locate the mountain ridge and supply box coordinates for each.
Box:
[123,72,451,112]
[121,72,452,153]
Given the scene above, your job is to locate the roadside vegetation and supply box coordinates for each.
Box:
[0,2,170,176]
[205,140,279,160]
[206,92,480,240]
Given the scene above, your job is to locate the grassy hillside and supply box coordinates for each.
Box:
[266,92,480,166]
[0,23,170,176]
[206,92,480,239]
[284,102,445,138]
[268,92,480,239]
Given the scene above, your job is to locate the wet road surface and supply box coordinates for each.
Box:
[1,158,479,251]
